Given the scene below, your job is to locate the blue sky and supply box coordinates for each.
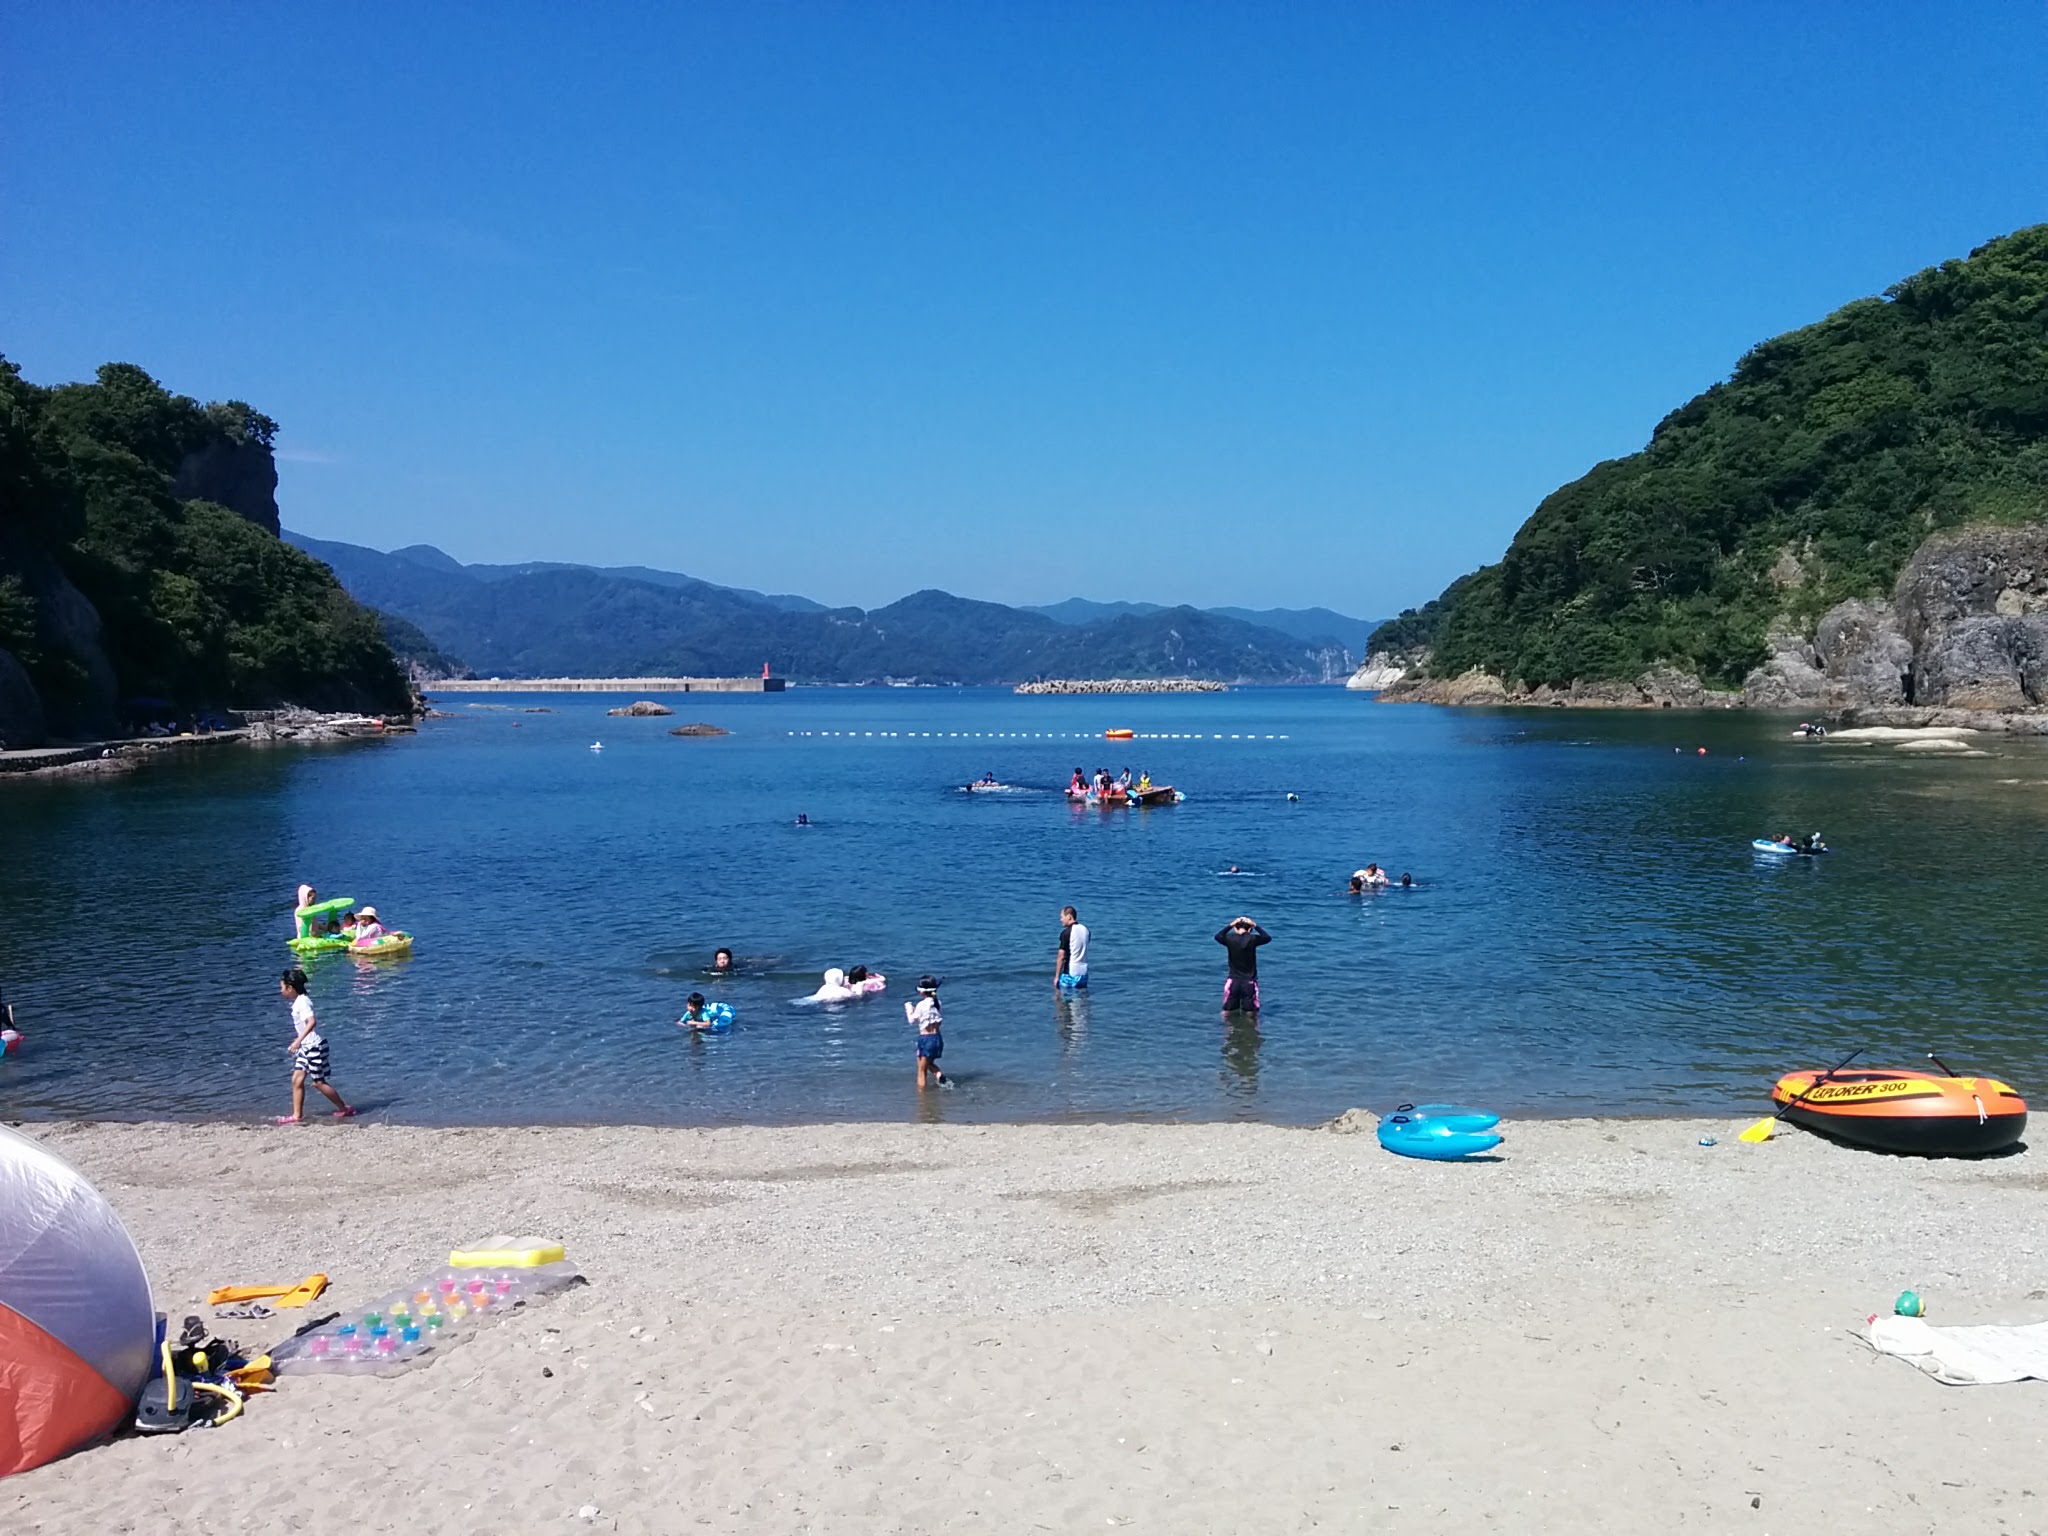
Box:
[4,4,2044,617]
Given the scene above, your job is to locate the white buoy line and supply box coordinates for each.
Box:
[784,731,1288,739]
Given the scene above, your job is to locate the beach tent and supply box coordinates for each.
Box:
[0,1125,155,1477]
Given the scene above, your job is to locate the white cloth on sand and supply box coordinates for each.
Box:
[1865,1314,2048,1385]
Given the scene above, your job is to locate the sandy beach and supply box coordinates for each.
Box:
[7,1116,2046,1534]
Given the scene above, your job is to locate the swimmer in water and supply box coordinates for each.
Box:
[1348,874,1365,895]
[712,948,735,973]
[678,992,720,1030]
[796,812,810,826]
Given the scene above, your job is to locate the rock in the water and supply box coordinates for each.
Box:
[669,722,729,736]
[607,700,675,717]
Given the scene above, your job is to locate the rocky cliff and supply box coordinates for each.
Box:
[173,439,281,536]
[1344,653,1411,691]
[1743,523,2048,721]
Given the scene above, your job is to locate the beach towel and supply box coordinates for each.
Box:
[1865,1314,2048,1385]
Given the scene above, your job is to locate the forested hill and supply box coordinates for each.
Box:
[288,533,1355,684]
[1374,225,2048,688]
[0,358,409,745]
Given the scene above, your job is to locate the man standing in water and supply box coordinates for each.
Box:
[1215,915,1269,1015]
[1055,906,1090,990]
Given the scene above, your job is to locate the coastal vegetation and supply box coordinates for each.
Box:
[0,356,409,742]
[1375,225,2048,689]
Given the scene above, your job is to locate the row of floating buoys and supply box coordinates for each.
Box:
[785,731,1288,740]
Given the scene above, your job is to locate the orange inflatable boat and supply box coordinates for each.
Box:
[1771,1067,2027,1156]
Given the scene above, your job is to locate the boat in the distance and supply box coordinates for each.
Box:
[1771,1066,2027,1156]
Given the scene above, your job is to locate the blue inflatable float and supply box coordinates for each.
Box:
[1377,1103,1503,1161]
[679,1003,735,1032]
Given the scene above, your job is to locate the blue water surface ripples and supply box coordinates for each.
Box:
[3,688,2046,1124]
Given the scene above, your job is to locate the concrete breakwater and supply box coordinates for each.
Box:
[1014,678,1228,695]
[427,676,786,694]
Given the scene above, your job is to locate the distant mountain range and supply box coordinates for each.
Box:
[1028,599,1384,655]
[285,533,1374,685]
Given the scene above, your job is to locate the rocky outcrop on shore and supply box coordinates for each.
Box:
[1014,678,1228,695]
[607,700,674,716]
[1743,524,2048,725]
[1380,664,1741,710]
[242,707,415,743]
[1343,653,1410,691]
[1379,523,2048,728]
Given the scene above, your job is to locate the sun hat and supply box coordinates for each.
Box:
[357,905,379,920]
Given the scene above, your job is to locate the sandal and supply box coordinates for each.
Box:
[272,1115,303,1125]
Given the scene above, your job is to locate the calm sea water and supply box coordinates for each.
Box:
[4,689,2046,1126]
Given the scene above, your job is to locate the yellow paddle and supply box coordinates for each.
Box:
[1739,1047,1863,1142]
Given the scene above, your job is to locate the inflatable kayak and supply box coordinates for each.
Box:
[1752,839,1825,856]
[1772,1067,2027,1156]
[1377,1103,1503,1161]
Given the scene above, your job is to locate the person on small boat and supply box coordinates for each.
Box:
[350,906,386,944]
[1356,864,1390,888]
[1117,768,1132,789]
[1772,833,1799,850]
[1137,771,1152,791]
[1069,768,1086,796]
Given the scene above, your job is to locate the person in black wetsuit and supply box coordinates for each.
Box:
[1215,916,1269,1015]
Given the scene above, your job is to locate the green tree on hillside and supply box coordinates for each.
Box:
[1384,225,2048,687]
[0,355,408,734]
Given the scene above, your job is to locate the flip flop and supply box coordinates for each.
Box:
[331,1107,358,1119]
[272,1115,303,1125]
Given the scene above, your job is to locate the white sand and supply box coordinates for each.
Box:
[7,1118,2047,1534]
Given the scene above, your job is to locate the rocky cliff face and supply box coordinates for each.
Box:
[1344,652,1412,690]
[0,537,120,744]
[1744,524,2048,716]
[0,648,45,747]
[173,440,280,536]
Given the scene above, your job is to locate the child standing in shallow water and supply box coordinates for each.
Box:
[277,967,355,1124]
[905,975,950,1089]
